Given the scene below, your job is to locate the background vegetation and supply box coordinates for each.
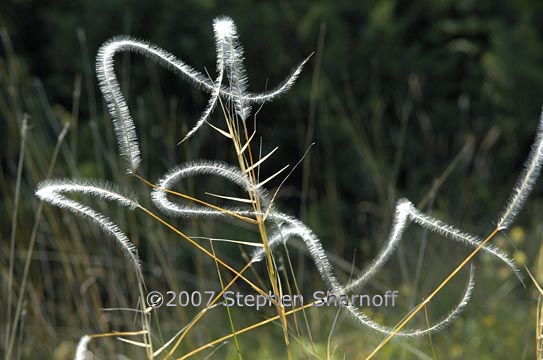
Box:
[1,0,542,358]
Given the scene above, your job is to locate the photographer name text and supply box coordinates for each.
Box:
[146,290,399,309]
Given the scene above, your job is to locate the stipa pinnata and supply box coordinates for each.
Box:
[34,16,541,359]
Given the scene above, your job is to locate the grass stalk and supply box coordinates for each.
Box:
[5,116,28,360]
[365,227,500,359]
[6,122,70,359]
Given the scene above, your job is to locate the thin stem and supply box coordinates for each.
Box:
[365,227,500,359]
[5,116,28,358]
[7,123,70,359]
[137,206,267,297]
[164,262,253,359]
[177,301,319,360]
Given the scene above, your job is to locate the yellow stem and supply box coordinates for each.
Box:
[365,227,500,359]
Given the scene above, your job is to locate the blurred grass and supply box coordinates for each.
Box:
[1,1,542,358]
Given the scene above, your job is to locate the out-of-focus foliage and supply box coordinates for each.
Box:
[2,0,541,226]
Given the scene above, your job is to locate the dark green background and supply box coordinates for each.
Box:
[1,0,541,358]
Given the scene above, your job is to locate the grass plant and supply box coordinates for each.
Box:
[2,14,541,359]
